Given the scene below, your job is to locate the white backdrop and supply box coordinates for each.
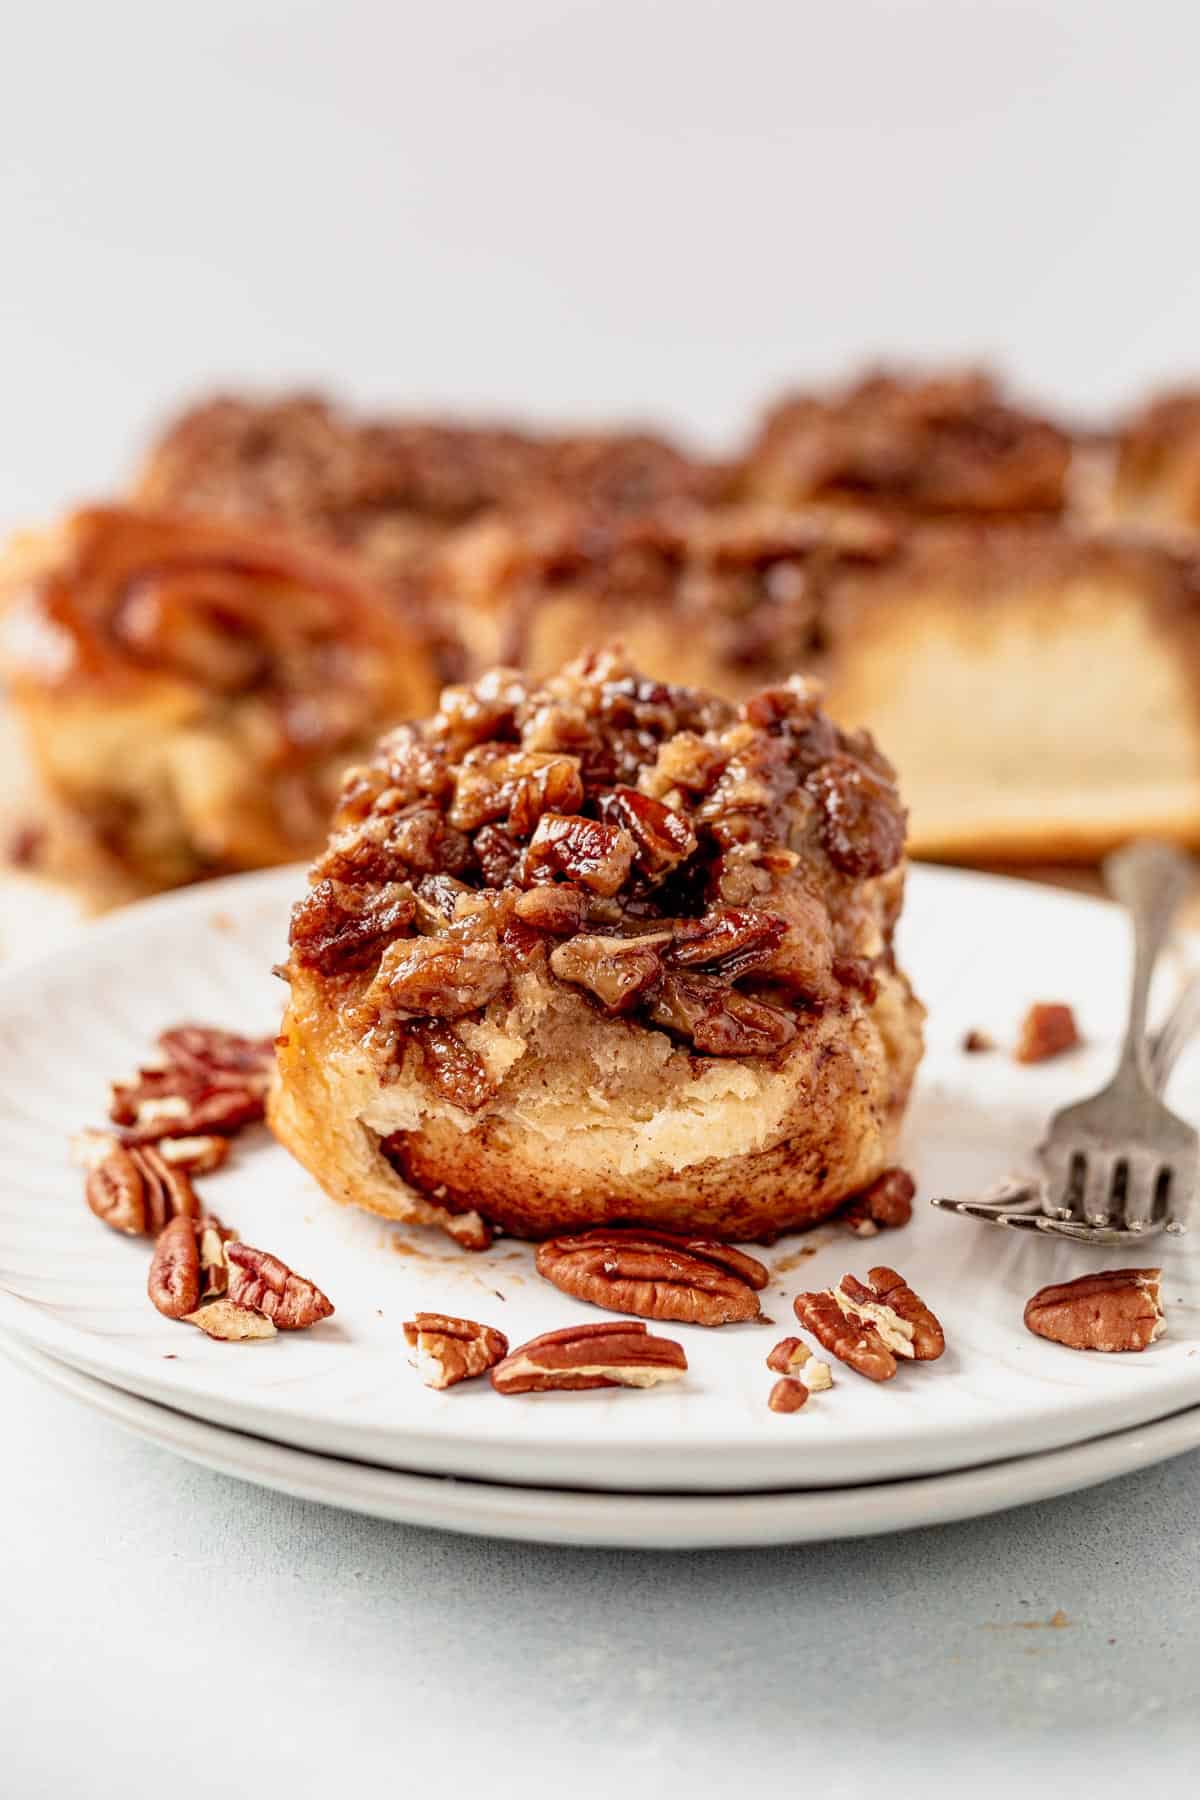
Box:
[2,0,1198,530]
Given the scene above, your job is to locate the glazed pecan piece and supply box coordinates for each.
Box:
[805,752,906,880]
[490,1321,687,1394]
[1024,1269,1164,1352]
[597,786,697,882]
[535,1227,768,1326]
[520,813,636,895]
[839,1168,916,1237]
[148,1214,230,1319]
[646,974,797,1057]
[73,1132,200,1237]
[668,907,787,979]
[548,932,669,1013]
[373,932,508,1019]
[403,1313,509,1389]
[289,878,416,974]
[224,1242,334,1330]
[512,884,588,935]
[409,1021,495,1112]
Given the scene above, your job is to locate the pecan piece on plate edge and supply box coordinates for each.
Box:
[1024,1269,1165,1352]
[109,1023,275,1143]
[490,1322,687,1394]
[147,1214,231,1319]
[224,1242,335,1330]
[404,1313,509,1389]
[768,1377,810,1413]
[534,1228,769,1326]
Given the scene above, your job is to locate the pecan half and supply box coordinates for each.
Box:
[73,1132,200,1236]
[768,1377,809,1413]
[535,1228,769,1326]
[1024,1268,1164,1352]
[794,1288,898,1381]
[805,752,906,880]
[403,1313,509,1389]
[837,1266,945,1361]
[520,813,636,895]
[1015,1002,1080,1064]
[839,1168,915,1237]
[183,1299,277,1341]
[224,1241,334,1330]
[148,1214,231,1320]
[490,1321,687,1394]
[668,907,787,979]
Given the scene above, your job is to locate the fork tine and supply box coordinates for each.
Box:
[1123,1152,1161,1232]
[1081,1155,1117,1227]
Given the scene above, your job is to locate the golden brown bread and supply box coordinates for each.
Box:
[0,505,441,893]
[268,649,924,1246]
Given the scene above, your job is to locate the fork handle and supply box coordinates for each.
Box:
[1103,841,1198,1079]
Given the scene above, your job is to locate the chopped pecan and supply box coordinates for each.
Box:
[73,1132,200,1236]
[805,752,906,879]
[840,1168,915,1237]
[154,1135,231,1175]
[513,884,588,935]
[183,1299,277,1341]
[403,1313,510,1388]
[535,1228,768,1326]
[109,1023,275,1143]
[1014,1002,1080,1064]
[520,813,636,895]
[374,932,508,1019]
[668,907,787,978]
[766,1335,811,1375]
[155,1026,275,1083]
[490,1321,688,1393]
[644,971,797,1056]
[962,1028,995,1054]
[506,758,586,838]
[148,1213,228,1318]
[409,1021,495,1112]
[793,1288,898,1381]
[224,1242,334,1330]
[768,1377,809,1413]
[1024,1269,1164,1352]
[597,786,697,881]
[548,933,667,1013]
[289,878,416,974]
[473,822,523,886]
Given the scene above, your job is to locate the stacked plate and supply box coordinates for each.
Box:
[1,865,1198,1548]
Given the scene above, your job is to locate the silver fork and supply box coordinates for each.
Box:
[933,841,1200,1246]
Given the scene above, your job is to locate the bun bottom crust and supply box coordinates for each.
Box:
[268,962,924,1246]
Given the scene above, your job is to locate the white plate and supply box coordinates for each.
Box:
[6,1330,1200,1548]
[1,864,1199,1492]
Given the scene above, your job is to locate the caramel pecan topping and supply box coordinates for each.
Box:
[490,1321,687,1394]
[839,1168,915,1237]
[535,1228,768,1327]
[224,1242,334,1330]
[768,1377,809,1413]
[73,1132,200,1237]
[403,1313,509,1389]
[282,650,908,1076]
[1014,1002,1080,1065]
[408,1021,495,1113]
[1024,1269,1164,1353]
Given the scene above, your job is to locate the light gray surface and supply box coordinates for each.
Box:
[2,1353,1196,1797]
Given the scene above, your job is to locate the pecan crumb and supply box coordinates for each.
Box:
[962,1028,995,1054]
[768,1377,809,1413]
[183,1299,278,1342]
[1024,1268,1164,1352]
[1014,1002,1080,1064]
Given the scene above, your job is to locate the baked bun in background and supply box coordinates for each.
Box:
[270,649,923,1248]
[739,368,1073,522]
[0,506,441,895]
